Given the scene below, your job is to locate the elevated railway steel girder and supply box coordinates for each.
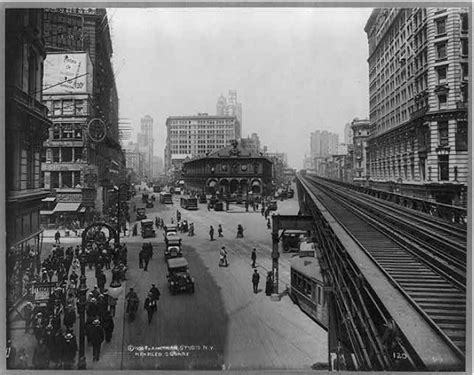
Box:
[296,177,424,371]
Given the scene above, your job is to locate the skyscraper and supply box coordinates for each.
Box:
[137,115,154,179]
[216,90,243,125]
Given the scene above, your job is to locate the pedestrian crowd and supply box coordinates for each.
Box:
[7,231,126,369]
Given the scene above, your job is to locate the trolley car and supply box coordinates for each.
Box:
[180,196,198,210]
[289,250,328,330]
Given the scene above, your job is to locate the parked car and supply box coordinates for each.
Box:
[167,257,195,294]
[141,219,156,238]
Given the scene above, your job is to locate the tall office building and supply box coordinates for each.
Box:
[216,90,243,125]
[164,113,241,174]
[310,130,339,167]
[41,8,124,220]
[365,8,468,205]
[137,115,154,179]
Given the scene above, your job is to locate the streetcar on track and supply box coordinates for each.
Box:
[180,196,198,210]
[289,250,328,330]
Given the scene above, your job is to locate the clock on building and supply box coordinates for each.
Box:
[87,118,107,142]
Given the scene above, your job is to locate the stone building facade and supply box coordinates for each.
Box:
[182,141,273,196]
[5,9,52,307]
[365,8,469,205]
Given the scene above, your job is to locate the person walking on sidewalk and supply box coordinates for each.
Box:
[23,301,34,333]
[54,230,61,244]
[209,225,215,241]
[89,319,104,361]
[61,332,77,369]
[265,271,274,296]
[251,248,257,268]
[101,311,114,343]
[252,269,260,293]
[218,224,223,237]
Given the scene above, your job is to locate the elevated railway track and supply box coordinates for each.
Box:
[296,174,466,371]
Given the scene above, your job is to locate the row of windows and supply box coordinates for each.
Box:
[52,123,84,139]
[49,171,82,189]
[169,119,234,126]
[48,147,84,163]
[291,270,324,305]
[45,99,88,117]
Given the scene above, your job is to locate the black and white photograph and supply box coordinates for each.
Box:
[2,2,471,373]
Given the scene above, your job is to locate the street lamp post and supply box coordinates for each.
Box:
[76,253,88,369]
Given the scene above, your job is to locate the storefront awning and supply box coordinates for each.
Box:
[40,210,55,215]
[42,197,56,202]
[53,203,81,213]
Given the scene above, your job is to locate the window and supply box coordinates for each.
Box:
[436,66,447,83]
[455,120,468,151]
[438,93,447,109]
[461,38,468,56]
[436,43,447,60]
[461,63,468,80]
[435,18,446,35]
[52,148,60,162]
[438,121,449,146]
[461,13,468,32]
[74,124,83,139]
[53,101,62,116]
[61,147,73,162]
[62,100,74,115]
[74,147,83,161]
[73,171,81,187]
[438,155,449,181]
[62,171,73,188]
[51,172,59,188]
[75,100,84,115]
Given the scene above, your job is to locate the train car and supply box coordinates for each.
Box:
[290,251,328,330]
[160,192,173,204]
[180,196,198,210]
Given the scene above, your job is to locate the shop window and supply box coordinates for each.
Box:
[461,63,468,80]
[438,121,449,146]
[62,124,74,139]
[438,155,449,181]
[61,147,73,162]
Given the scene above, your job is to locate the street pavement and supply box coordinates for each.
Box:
[9,189,328,371]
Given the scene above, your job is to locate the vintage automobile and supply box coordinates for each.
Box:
[163,224,178,236]
[164,236,182,260]
[214,201,224,211]
[198,194,207,204]
[146,199,154,208]
[267,200,278,211]
[141,219,156,238]
[142,192,149,203]
[136,207,147,221]
[287,188,295,199]
[167,257,195,294]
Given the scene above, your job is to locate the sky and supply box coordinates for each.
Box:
[108,7,373,169]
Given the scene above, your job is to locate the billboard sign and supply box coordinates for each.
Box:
[43,52,93,95]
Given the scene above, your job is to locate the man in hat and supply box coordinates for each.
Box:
[22,301,35,333]
[251,248,257,268]
[89,319,104,361]
[61,332,77,369]
[252,269,260,293]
